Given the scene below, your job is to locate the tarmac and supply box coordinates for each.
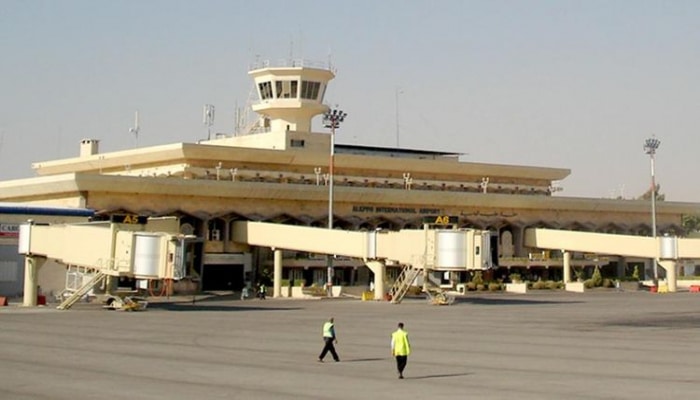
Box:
[1,290,700,400]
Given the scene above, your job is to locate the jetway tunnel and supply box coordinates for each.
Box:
[231,221,495,301]
[17,217,496,307]
[17,218,200,307]
[524,228,700,292]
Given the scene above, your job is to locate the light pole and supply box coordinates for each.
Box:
[323,108,347,295]
[644,136,660,284]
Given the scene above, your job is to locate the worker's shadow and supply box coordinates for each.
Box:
[341,357,387,363]
[406,372,473,380]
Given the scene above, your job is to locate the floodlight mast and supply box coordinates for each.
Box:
[643,136,661,286]
[323,108,347,296]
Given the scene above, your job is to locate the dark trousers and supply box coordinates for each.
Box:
[319,338,339,361]
[395,355,408,374]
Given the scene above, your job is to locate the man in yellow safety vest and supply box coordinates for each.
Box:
[391,322,411,379]
[318,317,340,362]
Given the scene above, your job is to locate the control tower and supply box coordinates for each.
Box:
[248,59,335,133]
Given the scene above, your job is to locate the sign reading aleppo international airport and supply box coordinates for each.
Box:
[0,223,20,238]
[110,214,148,224]
[352,205,442,214]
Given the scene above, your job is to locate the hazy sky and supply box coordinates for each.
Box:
[1,0,699,202]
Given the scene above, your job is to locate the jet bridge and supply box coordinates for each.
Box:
[525,228,700,292]
[18,217,198,308]
[17,217,494,307]
[232,221,494,302]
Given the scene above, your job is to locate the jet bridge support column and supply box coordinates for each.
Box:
[23,256,46,307]
[658,260,677,292]
[563,250,571,283]
[273,248,283,298]
[365,261,386,301]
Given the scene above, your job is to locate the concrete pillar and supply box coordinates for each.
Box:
[513,226,525,257]
[563,250,571,283]
[616,256,626,278]
[365,260,386,300]
[658,260,677,292]
[273,248,283,298]
[23,256,46,307]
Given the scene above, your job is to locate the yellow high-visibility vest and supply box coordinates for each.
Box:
[391,329,411,356]
[323,322,335,338]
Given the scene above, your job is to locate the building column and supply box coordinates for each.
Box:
[365,260,386,300]
[658,260,677,292]
[616,256,626,278]
[513,226,525,257]
[23,256,46,307]
[273,248,283,298]
[562,250,571,283]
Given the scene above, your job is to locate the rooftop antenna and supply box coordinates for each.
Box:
[203,104,215,140]
[395,87,403,148]
[289,35,294,61]
[128,111,140,146]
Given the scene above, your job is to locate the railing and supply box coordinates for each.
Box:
[389,265,422,304]
[249,58,335,72]
[57,271,106,310]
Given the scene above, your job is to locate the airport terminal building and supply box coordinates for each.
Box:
[1,59,699,295]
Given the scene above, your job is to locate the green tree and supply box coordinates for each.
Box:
[591,266,603,287]
[682,215,700,233]
[637,184,664,201]
[632,265,640,281]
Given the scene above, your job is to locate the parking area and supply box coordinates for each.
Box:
[1,291,700,400]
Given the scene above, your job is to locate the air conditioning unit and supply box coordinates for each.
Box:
[210,229,221,241]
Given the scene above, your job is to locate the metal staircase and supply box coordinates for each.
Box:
[389,265,422,304]
[57,271,106,310]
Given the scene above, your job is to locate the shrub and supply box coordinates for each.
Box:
[546,280,561,290]
[476,284,486,291]
[471,271,484,285]
[466,282,477,291]
[532,280,547,290]
[488,282,501,291]
[583,279,595,289]
[509,273,522,283]
[632,265,640,281]
[280,279,290,287]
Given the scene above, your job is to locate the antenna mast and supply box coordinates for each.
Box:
[203,104,215,140]
[128,111,140,146]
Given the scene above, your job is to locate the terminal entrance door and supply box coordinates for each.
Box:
[201,264,244,291]
[201,253,251,291]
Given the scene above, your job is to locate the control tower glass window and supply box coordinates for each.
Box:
[301,81,321,100]
[258,81,273,100]
[275,80,298,98]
